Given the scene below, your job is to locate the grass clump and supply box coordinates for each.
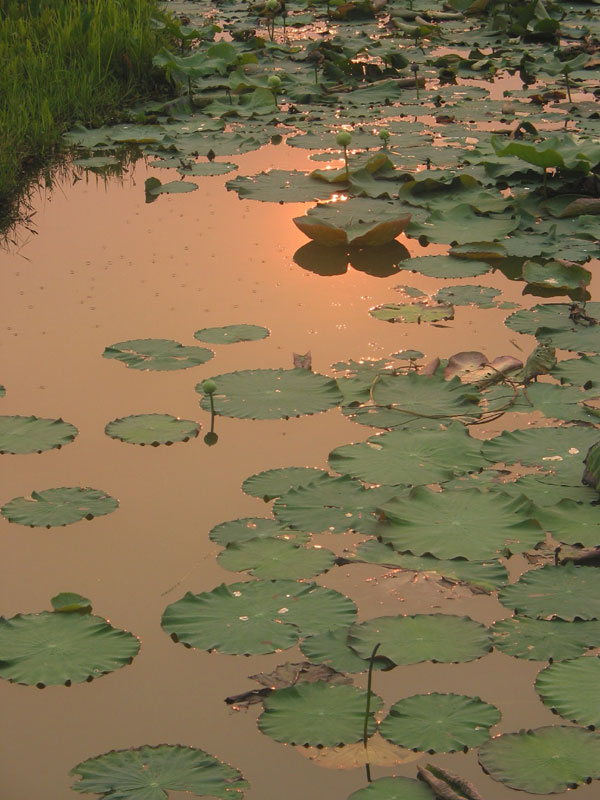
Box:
[0,0,175,233]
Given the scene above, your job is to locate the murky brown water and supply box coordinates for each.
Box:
[0,143,598,800]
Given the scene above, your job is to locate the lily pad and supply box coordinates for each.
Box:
[535,499,600,547]
[293,198,412,247]
[0,416,78,454]
[434,285,500,307]
[193,324,269,344]
[104,414,200,446]
[176,161,236,176]
[300,629,392,674]
[369,302,454,324]
[505,302,600,353]
[258,681,381,747]
[492,617,600,661]
[535,656,600,727]
[70,744,248,799]
[103,339,213,371]
[226,170,334,202]
[209,517,310,546]
[551,355,600,388]
[241,466,328,501]
[478,726,600,793]
[161,580,357,655]
[482,426,597,472]
[197,368,343,419]
[216,539,335,579]
[523,260,592,292]
[347,777,435,800]
[145,178,197,195]
[1,487,118,528]
[380,693,501,753]
[402,255,491,279]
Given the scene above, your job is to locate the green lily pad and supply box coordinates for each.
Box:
[402,255,491,278]
[482,426,597,472]
[193,324,269,344]
[104,414,200,446]
[535,656,600,727]
[293,198,412,247]
[348,614,491,666]
[0,416,78,454]
[505,302,600,353]
[216,539,335,579]
[535,499,600,547]
[347,777,435,800]
[518,384,600,425]
[209,517,310,546]
[499,475,598,506]
[51,592,91,612]
[241,466,329,501]
[0,605,139,686]
[523,260,592,292]
[162,580,357,655]
[300,628,392,674]
[197,368,343,419]
[478,726,600,793]
[498,563,600,621]
[145,178,198,195]
[258,681,381,747]
[226,170,334,202]
[380,693,500,753]
[433,285,500,307]
[369,302,454,324]
[551,355,600,388]
[1,487,118,528]
[492,617,600,661]
[70,744,248,799]
[406,204,519,246]
[103,339,213,370]
[177,161,237,176]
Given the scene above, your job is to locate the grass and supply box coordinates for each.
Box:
[0,0,176,236]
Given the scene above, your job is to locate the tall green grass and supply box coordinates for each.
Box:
[0,0,174,232]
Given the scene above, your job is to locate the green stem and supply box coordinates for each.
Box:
[343,144,350,182]
[363,642,380,783]
[564,71,572,103]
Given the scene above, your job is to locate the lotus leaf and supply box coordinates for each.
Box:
[329,425,486,487]
[535,499,600,547]
[380,693,500,753]
[293,198,411,247]
[505,302,600,349]
[347,776,435,799]
[584,441,600,491]
[498,563,600,620]
[209,517,310,546]
[348,614,491,665]
[193,324,269,344]
[478,726,600,793]
[405,204,519,246]
[226,170,335,202]
[522,260,592,292]
[1,487,118,527]
[300,629,392,674]
[0,415,78,454]
[145,178,197,196]
[51,592,91,612]
[516,383,600,424]
[369,302,454,324]
[0,608,139,686]
[0,385,4,397]
[177,161,237,176]
[491,133,598,172]
[482,426,597,471]
[161,580,357,655]
[499,475,598,506]
[103,339,213,370]
[551,354,600,388]
[70,744,248,799]
[104,414,200,446]
[535,656,600,727]
[241,466,328,501]
[434,285,500,307]
[258,681,381,746]
[492,616,600,661]
[216,538,335,579]
[197,368,343,419]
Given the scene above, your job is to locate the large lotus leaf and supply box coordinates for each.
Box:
[293,198,412,247]
[402,255,491,278]
[273,476,401,535]
[551,355,600,388]
[498,563,600,621]
[492,616,600,661]
[482,426,597,472]
[518,384,600,425]
[176,161,237,176]
[535,499,600,547]
[405,204,519,245]
[241,466,329,501]
[478,726,600,793]
[103,339,213,370]
[380,693,500,753]
[193,324,269,344]
[369,302,454,324]
[70,744,248,799]
[499,475,598,507]
[535,656,600,727]
[161,580,357,655]
[348,776,435,800]
[348,614,491,666]
[352,540,508,592]
[329,424,486,487]
[536,324,600,354]
[379,488,543,560]
[523,260,592,292]
[0,610,139,686]
[0,416,78,454]
[197,369,343,419]
[504,302,600,350]
[216,539,335,579]
[300,629,392,674]
[258,681,381,747]
[226,170,334,202]
[209,517,310,546]
[491,133,596,172]
[434,285,500,308]
[104,414,200,446]
[1,487,118,527]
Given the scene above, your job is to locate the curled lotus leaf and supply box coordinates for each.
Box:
[293,198,411,247]
[103,338,213,370]
[1,487,118,528]
[535,656,600,728]
[492,617,600,661]
[193,324,269,344]
[104,414,200,446]
[0,415,78,454]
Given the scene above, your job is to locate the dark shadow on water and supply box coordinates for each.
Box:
[293,241,410,277]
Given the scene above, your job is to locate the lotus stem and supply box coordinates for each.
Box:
[564,70,572,103]
[363,642,380,783]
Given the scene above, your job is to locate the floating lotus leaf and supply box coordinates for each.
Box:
[145,178,197,196]
[584,441,600,491]
[103,339,213,370]
[348,776,435,800]
[523,260,592,292]
[293,198,412,247]
[51,592,91,612]
[491,133,598,172]
[0,607,139,686]
[505,302,600,352]
[380,693,500,753]
[369,302,454,324]
[348,614,491,666]
[300,629,392,674]
[226,170,334,202]
[104,414,200,446]
[273,475,400,535]
[258,681,381,747]
[482,425,596,470]
[1,487,118,527]
[193,324,269,344]
[478,726,600,793]
[551,354,600,388]
[162,580,357,655]
[402,255,491,278]
[209,517,310,546]
[498,563,600,620]
[492,617,600,661]
[535,499,600,547]
[518,384,600,425]
[197,369,343,419]
[329,424,486,487]
[70,744,248,799]
[216,538,335,579]
[535,656,600,727]
[406,204,519,246]
[0,415,78,454]
[176,161,237,176]
[241,466,328,501]
[434,285,500,307]
[499,475,598,506]
[379,488,543,561]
